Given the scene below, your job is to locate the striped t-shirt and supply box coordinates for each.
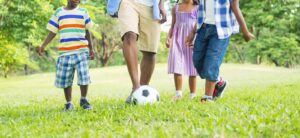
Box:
[47,6,93,56]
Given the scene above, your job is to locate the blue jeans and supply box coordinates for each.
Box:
[193,24,230,81]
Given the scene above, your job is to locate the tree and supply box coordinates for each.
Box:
[226,0,300,67]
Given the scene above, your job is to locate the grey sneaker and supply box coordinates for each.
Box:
[63,103,74,111]
[80,99,92,110]
[125,94,133,104]
[200,97,214,103]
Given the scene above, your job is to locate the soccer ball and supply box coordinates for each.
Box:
[132,85,160,105]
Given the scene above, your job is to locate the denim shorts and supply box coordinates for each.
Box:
[55,52,91,88]
[193,24,230,81]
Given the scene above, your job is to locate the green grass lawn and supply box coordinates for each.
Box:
[0,64,300,137]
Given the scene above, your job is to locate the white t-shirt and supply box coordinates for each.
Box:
[204,0,215,25]
[135,0,153,7]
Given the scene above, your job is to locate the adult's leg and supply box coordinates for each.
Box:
[140,51,156,85]
[122,32,140,91]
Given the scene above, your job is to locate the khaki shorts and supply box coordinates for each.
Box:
[118,0,161,53]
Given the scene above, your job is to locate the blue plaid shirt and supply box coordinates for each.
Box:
[197,0,239,39]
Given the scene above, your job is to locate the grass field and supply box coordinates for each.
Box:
[0,64,300,137]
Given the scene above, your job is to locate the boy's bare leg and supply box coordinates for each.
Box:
[205,79,216,97]
[140,51,156,85]
[80,85,88,97]
[79,85,92,109]
[64,87,72,102]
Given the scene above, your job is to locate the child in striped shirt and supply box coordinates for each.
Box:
[37,0,94,111]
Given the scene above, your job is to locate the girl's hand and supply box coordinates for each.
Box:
[166,37,172,48]
[244,32,255,42]
[185,32,196,47]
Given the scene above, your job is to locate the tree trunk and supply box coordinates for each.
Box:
[272,59,280,67]
[233,44,245,64]
[24,44,32,75]
[24,64,29,75]
[256,55,261,64]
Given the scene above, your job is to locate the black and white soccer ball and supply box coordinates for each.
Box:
[132,85,160,105]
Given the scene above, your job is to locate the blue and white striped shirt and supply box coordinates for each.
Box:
[197,0,239,39]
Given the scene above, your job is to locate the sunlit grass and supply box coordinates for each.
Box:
[0,64,299,137]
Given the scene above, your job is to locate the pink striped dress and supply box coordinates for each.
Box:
[168,4,198,76]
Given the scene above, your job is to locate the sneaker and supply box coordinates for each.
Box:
[80,99,92,110]
[213,78,227,99]
[190,93,196,100]
[63,103,74,111]
[125,94,133,104]
[200,97,214,103]
[173,95,182,101]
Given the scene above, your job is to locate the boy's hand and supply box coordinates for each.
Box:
[166,37,172,48]
[185,32,196,47]
[89,50,95,60]
[244,32,255,42]
[36,46,45,56]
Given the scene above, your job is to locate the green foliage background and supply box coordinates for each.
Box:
[0,0,299,77]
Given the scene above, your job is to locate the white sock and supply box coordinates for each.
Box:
[176,90,182,97]
[81,97,86,100]
[203,95,213,100]
[216,77,221,83]
[67,101,72,104]
[190,93,196,99]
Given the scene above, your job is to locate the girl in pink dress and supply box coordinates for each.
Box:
[166,0,199,100]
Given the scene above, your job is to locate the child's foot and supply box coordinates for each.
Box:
[125,94,133,104]
[63,102,74,111]
[213,78,227,99]
[80,98,92,110]
[173,91,183,101]
[190,93,196,100]
[200,97,214,103]
[173,90,183,101]
[173,95,182,101]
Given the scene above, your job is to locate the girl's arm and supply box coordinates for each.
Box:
[185,23,197,47]
[37,32,56,56]
[168,6,176,38]
[159,0,167,24]
[166,6,176,48]
[231,0,254,42]
[86,30,94,60]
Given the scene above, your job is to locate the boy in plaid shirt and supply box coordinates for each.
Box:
[37,0,94,111]
[186,0,254,102]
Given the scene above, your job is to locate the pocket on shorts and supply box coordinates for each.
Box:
[56,57,62,69]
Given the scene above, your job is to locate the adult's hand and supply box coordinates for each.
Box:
[166,37,172,48]
[159,3,167,24]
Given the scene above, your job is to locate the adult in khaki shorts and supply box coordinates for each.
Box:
[118,0,167,103]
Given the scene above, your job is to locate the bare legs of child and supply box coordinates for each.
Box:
[174,73,197,100]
